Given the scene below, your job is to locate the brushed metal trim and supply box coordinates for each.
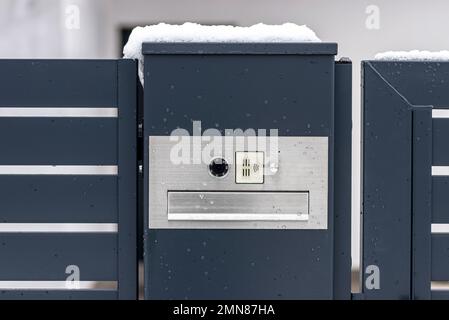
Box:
[168,213,308,221]
[168,191,309,221]
[0,165,118,175]
[431,281,449,291]
[0,281,117,290]
[432,166,449,176]
[0,107,117,118]
[431,224,449,234]
[0,223,118,233]
[432,109,449,118]
[149,136,328,229]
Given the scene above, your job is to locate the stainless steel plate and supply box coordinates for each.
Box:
[148,136,328,229]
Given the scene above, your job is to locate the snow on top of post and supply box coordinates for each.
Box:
[123,22,321,84]
[375,50,449,61]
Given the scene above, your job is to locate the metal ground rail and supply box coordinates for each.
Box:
[0,59,137,299]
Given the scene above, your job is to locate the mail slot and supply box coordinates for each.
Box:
[167,191,309,222]
[142,42,352,299]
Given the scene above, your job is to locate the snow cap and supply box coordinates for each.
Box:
[123,22,321,84]
[375,50,449,61]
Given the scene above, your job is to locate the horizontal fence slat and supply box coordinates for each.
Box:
[0,175,117,223]
[0,166,117,175]
[433,109,449,118]
[432,177,449,223]
[0,224,117,233]
[432,234,449,280]
[0,233,117,281]
[0,60,117,107]
[431,224,449,234]
[0,118,117,165]
[0,289,117,300]
[433,119,449,165]
[0,108,117,117]
[0,281,117,290]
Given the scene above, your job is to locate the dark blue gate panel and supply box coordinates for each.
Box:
[0,60,117,107]
[0,59,137,300]
[432,119,449,166]
[359,61,449,107]
[362,61,413,299]
[0,118,117,165]
[0,290,117,300]
[0,176,117,223]
[431,234,449,281]
[362,60,449,300]
[432,177,449,223]
[0,233,117,280]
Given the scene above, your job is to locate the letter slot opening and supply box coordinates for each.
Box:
[167,191,309,221]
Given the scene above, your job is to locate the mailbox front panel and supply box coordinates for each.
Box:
[143,44,339,299]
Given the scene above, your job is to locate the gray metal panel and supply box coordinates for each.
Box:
[0,60,117,107]
[144,54,334,136]
[432,119,449,165]
[0,290,117,300]
[333,61,352,299]
[431,234,449,280]
[142,42,338,55]
[362,61,413,299]
[117,59,138,300]
[0,118,117,165]
[431,291,449,300]
[432,177,449,223]
[412,108,432,300]
[147,229,332,299]
[148,136,328,230]
[362,61,449,108]
[0,176,117,223]
[0,233,117,280]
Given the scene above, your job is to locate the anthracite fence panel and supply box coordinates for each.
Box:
[362,60,449,300]
[0,59,137,300]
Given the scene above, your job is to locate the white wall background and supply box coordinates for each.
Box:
[2,0,449,282]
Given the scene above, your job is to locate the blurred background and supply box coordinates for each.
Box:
[2,0,449,292]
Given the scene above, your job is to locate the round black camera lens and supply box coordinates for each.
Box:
[209,158,229,178]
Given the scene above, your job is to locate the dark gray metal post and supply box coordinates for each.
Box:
[411,107,432,300]
[117,59,138,300]
[334,60,352,299]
